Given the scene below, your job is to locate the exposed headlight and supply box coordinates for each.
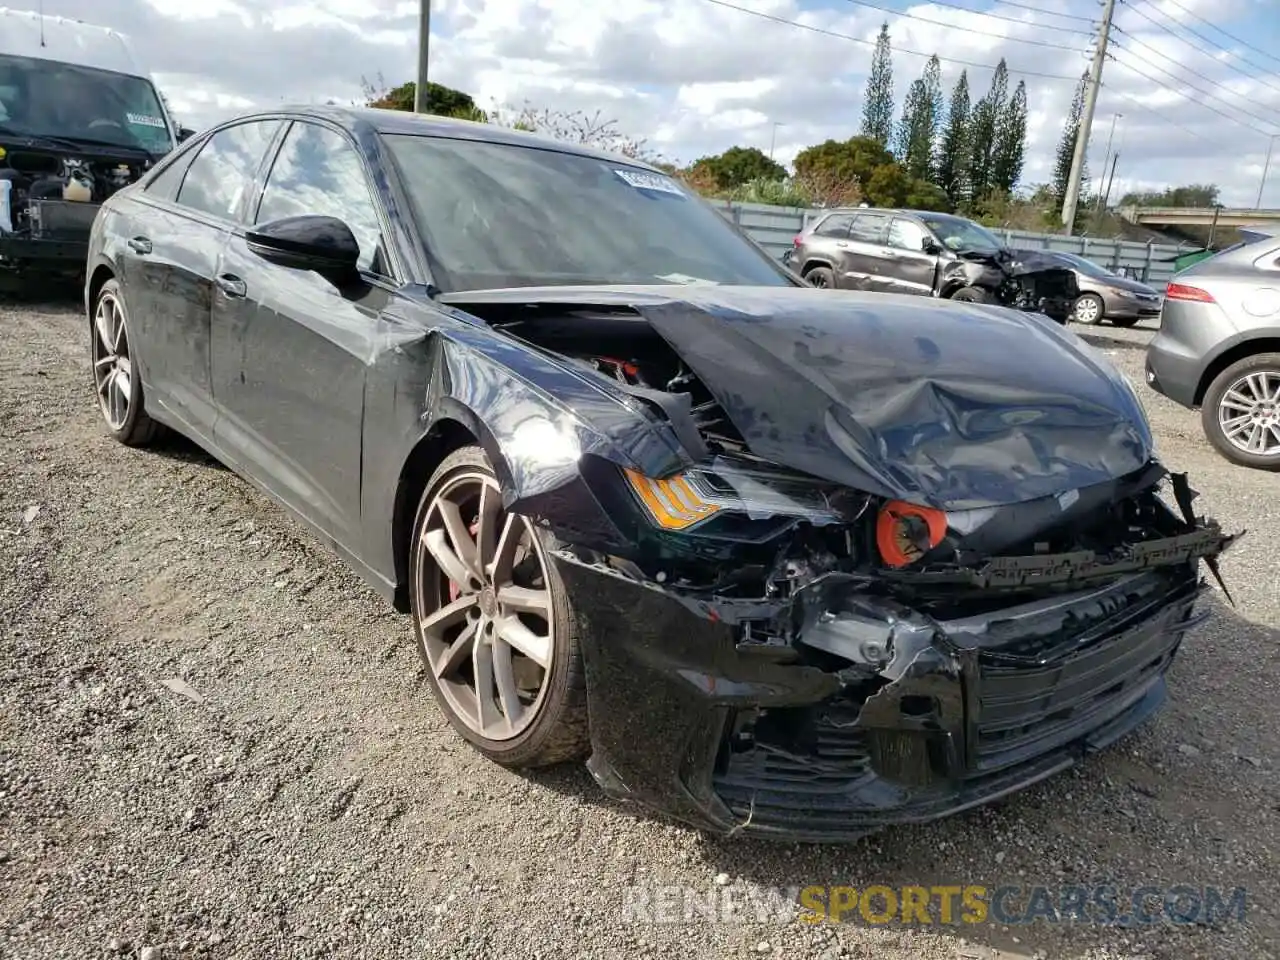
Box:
[622,460,847,531]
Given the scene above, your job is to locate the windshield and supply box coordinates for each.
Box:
[919,214,1003,254]
[1057,253,1115,278]
[0,54,173,156]
[384,134,792,292]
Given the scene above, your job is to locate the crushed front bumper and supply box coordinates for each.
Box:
[555,552,1211,843]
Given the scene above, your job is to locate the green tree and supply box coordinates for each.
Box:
[1052,72,1088,205]
[992,79,1028,194]
[967,59,1009,204]
[860,23,894,148]
[935,71,970,209]
[895,55,943,183]
[691,146,786,189]
[1119,184,1220,207]
[793,135,895,187]
[361,74,486,121]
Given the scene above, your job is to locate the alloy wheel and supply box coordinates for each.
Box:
[414,470,555,741]
[92,291,133,431]
[808,273,828,288]
[1217,370,1280,457]
[1073,294,1102,324]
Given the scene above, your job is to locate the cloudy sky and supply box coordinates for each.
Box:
[39,0,1280,206]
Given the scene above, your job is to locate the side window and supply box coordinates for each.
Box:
[143,144,199,202]
[849,214,889,244]
[175,120,282,220]
[814,214,853,238]
[888,218,929,252]
[255,122,384,274]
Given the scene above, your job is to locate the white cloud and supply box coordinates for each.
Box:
[43,0,1280,205]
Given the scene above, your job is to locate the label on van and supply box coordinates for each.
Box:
[126,113,166,129]
[613,169,685,197]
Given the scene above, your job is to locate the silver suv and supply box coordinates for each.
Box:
[785,207,1076,322]
[1145,225,1280,470]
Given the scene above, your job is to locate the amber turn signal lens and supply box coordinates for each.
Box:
[876,500,947,568]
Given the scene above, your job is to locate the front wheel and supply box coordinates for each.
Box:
[1201,353,1280,470]
[1072,293,1106,325]
[408,445,589,767]
[949,286,994,304]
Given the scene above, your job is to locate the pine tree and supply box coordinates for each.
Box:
[967,59,1009,203]
[993,80,1028,194]
[1053,72,1089,204]
[935,70,971,207]
[860,23,894,148]
[895,55,942,181]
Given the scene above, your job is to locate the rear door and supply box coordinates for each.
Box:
[210,119,397,543]
[844,212,893,290]
[884,217,939,296]
[801,213,854,284]
[116,119,283,440]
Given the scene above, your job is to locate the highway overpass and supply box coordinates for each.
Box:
[1119,206,1280,227]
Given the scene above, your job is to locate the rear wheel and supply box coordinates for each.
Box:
[408,445,589,767]
[1201,353,1280,470]
[90,278,163,447]
[1072,293,1105,325]
[949,286,993,304]
[805,266,835,289]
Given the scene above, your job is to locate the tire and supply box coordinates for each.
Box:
[1110,316,1142,328]
[949,286,993,304]
[1072,292,1106,325]
[90,278,163,447]
[1200,352,1280,470]
[408,445,589,767]
[805,266,835,289]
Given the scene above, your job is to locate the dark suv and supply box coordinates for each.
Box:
[785,207,1077,322]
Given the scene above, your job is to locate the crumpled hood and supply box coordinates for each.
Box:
[446,284,1154,509]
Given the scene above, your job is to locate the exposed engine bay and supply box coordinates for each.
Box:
[0,144,149,272]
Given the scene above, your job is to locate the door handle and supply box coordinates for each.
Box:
[127,236,152,255]
[215,274,247,298]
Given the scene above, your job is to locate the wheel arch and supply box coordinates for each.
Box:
[799,257,834,277]
[1195,336,1280,406]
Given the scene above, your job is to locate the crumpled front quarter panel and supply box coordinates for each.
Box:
[635,287,1153,508]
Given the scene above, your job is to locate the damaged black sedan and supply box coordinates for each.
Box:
[85,106,1236,842]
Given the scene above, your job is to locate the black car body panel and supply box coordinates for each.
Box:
[84,105,1236,842]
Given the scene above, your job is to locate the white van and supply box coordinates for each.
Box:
[0,7,185,284]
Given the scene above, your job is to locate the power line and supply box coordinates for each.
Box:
[701,0,1085,82]
[838,0,1090,51]
[856,0,1096,38]
[1110,45,1280,135]
[1114,25,1280,107]
[990,0,1096,24]
[1118,0,1280,97]
[1160,0,1280,70]
[1102,82,1238,145]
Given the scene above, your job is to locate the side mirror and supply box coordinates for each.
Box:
[246,214,361,285]
[177,126,196,143]
[922,238,942,255]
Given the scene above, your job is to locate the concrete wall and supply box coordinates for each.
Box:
[710,199,1194,285]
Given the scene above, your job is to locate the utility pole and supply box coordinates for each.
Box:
[1096,113,1121,212]
[1101,152,1120,211]
[1256,135,1278,209]
[769,122,784,161]
[413,0,431,113]
[1062,0,1117,235]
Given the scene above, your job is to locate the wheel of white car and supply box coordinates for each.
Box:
[1201,353,1280,471]
[90,279,163,447]
[1072,293,1105,325]
[408,445,590,767]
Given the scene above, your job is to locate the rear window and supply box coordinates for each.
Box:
[383,134,791,292]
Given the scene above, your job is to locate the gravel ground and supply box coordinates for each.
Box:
[1,301,1277,960]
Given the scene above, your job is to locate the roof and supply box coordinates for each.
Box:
[0,7,146,77]
[254,104,663,171]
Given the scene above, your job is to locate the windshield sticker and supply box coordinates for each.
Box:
[613,169,686,197]
[126,113,166,129]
